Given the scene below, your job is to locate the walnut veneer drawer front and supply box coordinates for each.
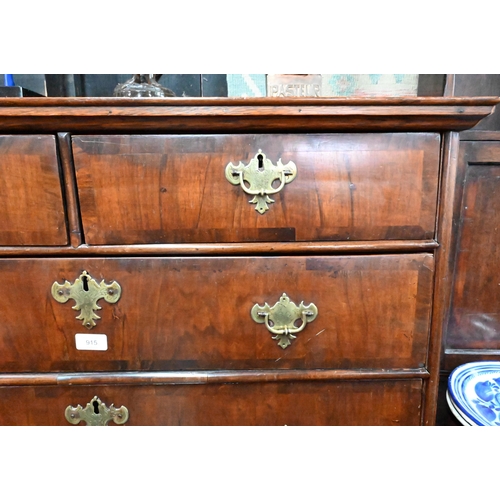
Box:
[0,135,67,246]
[72,133,440,245]
[0,380,423,426]
[0,254,433,372]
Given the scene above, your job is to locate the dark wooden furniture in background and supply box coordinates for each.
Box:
[0,97,497,425]
[435,75,500,425]
[445,140,500,362]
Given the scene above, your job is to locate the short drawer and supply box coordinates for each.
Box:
[0,379,423,425]
[72,133,440,244]
[0,254,433,372]
[0,135,67,246]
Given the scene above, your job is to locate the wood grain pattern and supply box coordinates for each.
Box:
[460,130,500,141]
[2,96,499,106]
[446,142,500,351]
[0,135,67,246]
[444,349,500,370]
[0,254,434,372]
[0,379,423,425]
[73,133,440,245]
[0,368,429,386]
[453,75,500,131]
[0,240,439,257]
[56,133,83,247]
[0,98,494,426]
[0,97,496,133]
[0,239,439,257]
[422,132,460,425]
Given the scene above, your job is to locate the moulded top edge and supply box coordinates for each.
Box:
[0,96,499,107]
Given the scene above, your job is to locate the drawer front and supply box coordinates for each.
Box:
[0,379,423,425]
[73,133,440,244]
[0,254,433,372]
[0,135,67,246]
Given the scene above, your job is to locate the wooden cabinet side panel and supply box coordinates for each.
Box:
[447,142,500,351]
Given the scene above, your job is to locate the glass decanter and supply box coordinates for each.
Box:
[113,74,175,97]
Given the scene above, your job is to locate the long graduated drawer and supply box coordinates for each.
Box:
[0,378,423,426]
[0,254,433,372]
[72,133,440,244]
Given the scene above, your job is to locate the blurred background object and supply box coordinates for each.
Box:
[0,74,45,97]
[113,74,175,97]
[321,74,418,96]
[0,75,497,101]
[3,74,15,86]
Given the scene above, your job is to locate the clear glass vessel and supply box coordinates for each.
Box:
[113,74,175,97]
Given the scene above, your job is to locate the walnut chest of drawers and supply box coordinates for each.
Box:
[0,96,497,426]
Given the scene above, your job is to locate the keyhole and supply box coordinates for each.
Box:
[93,400,100,414]
[257,154,264,171]
[82,275,89,291]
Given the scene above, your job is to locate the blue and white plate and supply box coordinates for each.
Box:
[446,390,474,425]
[448,361,500,426]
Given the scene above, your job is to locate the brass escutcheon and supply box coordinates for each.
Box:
[225,149,297,214]
[65,395,129,426]
[51,270,121,329]
[251,293,318,349]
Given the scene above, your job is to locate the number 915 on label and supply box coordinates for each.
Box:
[75,333,108,351]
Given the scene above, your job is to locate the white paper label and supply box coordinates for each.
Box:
[75,333,108,351]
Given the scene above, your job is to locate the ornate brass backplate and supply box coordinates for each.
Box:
[65,395,129,426]
[251,293,318,349]
[225,150,297,214]
[51,270,121,329]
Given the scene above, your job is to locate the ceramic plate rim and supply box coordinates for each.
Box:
[446,390,474,426]
[448,361,500,426]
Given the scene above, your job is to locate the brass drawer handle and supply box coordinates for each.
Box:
[251,293,318,349]
[51,270,121,330]
[225,150,297,214]
[65,395,129,426]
